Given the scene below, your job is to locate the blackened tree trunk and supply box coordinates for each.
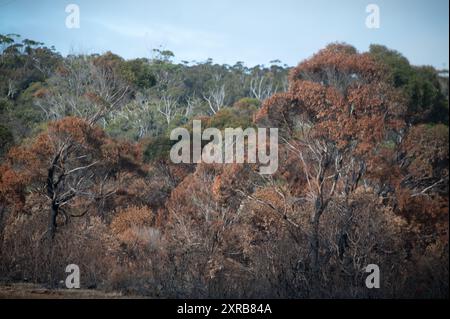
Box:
[47,152,61,240]
[311,202,325,278]
[49,201,59,240]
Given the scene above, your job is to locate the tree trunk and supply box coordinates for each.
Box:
[0,204,5,252]
[310,203,324,278]
[49,202,59,240]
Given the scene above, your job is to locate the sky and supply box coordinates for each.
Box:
[0,0,448,68]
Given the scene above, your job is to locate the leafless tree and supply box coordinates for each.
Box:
[201,72,226,115]
[203,84,225,115]
[111,100,155,139]
[157,95,179,126]
[6,79,17,99]
[46,134,97,239]
[35,55,130,125]
[283,136,369,278]
[185,94,203,117]
[249,74,277,101]
[285,140,338,276]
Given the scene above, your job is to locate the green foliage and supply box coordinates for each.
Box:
[406,66,449,124]
[0,97,12,113]
[233,97,261,109]
[0,34,60,98]
[208,106,256,130]
[0,34,61,144]
[142,105,256,164]
[152,48,175,63]
[369,44,412,87]
[167,114,189,131]
[143,135,175,162]
[369,44,449,124]
[380,140,396,150]
[122,58,156,89]
[14,82,45,124]
[0,124,13,157]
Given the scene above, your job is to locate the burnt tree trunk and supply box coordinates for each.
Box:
[311,203,324,277]
[0,203,6,253]
[49,202,59,240]
[47,152,61,240]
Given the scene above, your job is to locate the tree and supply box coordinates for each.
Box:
[146,57,185,127]
[157,95,180,126]
[0,124,13,158]
[202,72,227,114]
[369,44,449,125]
[34,52,131,125]
[249,66,277,101]
[108,99,162,140]
[395,124,449,238]
[164,163,254,297]
[1,117,143,239]
[0,34,60,100]
[123,58,156,89]
[255,43,407,279]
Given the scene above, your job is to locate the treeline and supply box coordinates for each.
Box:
[1,34,447,156]
[0,35,448,298]
[0,33,289,152]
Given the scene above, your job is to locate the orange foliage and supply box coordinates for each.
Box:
[257,43,406,156]
[110,205,155,245]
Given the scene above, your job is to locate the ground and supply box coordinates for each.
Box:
[0,283,145,299]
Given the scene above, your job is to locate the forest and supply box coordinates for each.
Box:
[0,33,448,298]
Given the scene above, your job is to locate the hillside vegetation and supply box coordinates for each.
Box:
[0,35,448,298]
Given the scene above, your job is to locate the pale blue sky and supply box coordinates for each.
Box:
[0,0,448,68]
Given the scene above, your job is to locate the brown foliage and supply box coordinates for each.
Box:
[110,205,155,246]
